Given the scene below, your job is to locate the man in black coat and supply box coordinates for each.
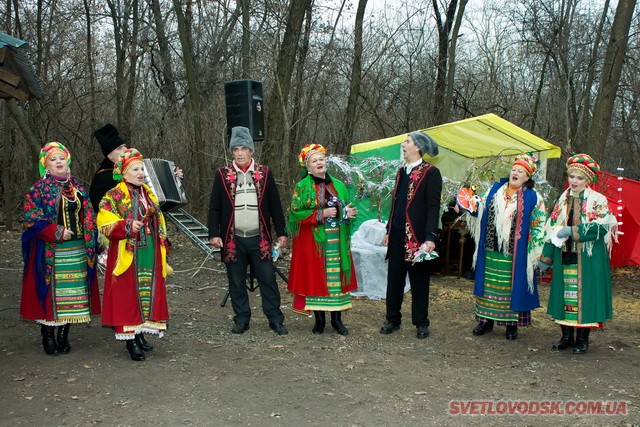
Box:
[89,123,182,212]
[89,124,127,212]
[207,126,288,336]
[380,131,442,339]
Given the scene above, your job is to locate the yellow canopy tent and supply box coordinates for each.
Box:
[350,113,561,180]
[339,114,561,231]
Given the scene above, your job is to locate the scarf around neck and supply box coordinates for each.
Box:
[545,187,618,256]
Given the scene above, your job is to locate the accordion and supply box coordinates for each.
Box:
[143,158,187,212]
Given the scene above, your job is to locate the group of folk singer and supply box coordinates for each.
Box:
[20,124,615,360]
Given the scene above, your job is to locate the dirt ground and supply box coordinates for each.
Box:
[1,226,639,426]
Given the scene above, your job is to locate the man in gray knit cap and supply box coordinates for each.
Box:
[380,131,442,339]
[207,126,289,335]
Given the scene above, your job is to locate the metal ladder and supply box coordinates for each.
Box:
[165,208,218,256]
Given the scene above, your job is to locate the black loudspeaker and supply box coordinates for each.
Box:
[224,80,265,141]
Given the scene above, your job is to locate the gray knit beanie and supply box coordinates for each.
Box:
[408,131,439,157]
[229,126,255,152]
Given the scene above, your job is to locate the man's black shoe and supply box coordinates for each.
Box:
[416,325,430,339]
[380,322,400,334]
[231,323,250,334]
[269,323,288,336]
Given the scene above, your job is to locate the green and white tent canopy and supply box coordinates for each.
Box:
[350,113,561,180]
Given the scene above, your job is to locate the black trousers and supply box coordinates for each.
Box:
[385,227,431,327]
[225,236,284,325]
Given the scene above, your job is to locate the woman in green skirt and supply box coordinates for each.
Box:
[466,154,547,340]
[539,154,616,354]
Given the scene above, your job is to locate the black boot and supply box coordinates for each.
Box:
[330,311,348,336]
[135,333,153,351]
[573,328,590,354]
[41,325,58,355]
[312,311,326,334]
[472,319,494,336]
[57,324,71,353]
[505,325,518,340]
[552,325,574,350]
[126,339,146,361]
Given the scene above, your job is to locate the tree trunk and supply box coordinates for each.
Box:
[431,0,458,126]
[83,0,97,129]
[106,0,126,131]
[290,1,313,156]
[3,0,12,229]
[7,100,40,158]
[531,53,550,134]
[576,0,611,145]
[2,103,12,229]
[149,0,178,108]
[9,0,23,38]
[584,0,637,161]
[263,0,313,186]
[240,0,251,78]
[173,0,206,196]
[337,0,368,154]
[293,0,345,153]
[122,0,139,135]
[442,0,467,124]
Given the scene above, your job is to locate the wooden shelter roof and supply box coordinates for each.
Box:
[0,33,44,101]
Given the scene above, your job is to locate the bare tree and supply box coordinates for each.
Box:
[105,0,143,139]
[148,0,178,109]
[263,0,313,184]
[584,0,637,160]
[83,0,97,129]
[172,0,205,194]
[240,0,250,78]
[3,0,13,229]
[337,0,368,154]
[289,0,313,157]
[441,0,466,123]
[431,0,459,125]
[576,0,611,145]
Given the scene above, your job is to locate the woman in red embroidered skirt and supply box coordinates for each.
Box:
[287,144,358,335]
[21,142,100,355]
[97,148,170,361]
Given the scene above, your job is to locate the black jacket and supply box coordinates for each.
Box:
[89,158,117,212]
[207,163,287,263]
[386,161,443,261]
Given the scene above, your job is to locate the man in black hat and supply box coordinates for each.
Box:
[89,123,128,212]
[380,131,442,340]
[89,123,182,212]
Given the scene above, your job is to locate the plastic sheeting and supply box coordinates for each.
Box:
[351,219,409,300]
[592,171,640,267]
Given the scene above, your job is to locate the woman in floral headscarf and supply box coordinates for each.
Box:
[466,153,547,340]
[288,144,358,335]
[21,142,100,355]
[97,148,170,361]
[539,154,616,354]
